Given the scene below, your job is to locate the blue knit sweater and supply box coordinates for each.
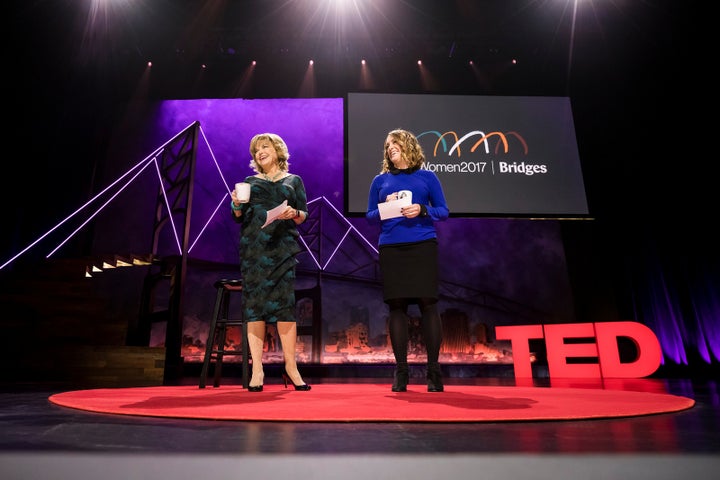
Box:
[366,169,449,246]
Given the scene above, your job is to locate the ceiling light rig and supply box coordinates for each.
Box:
[136,39,522,100]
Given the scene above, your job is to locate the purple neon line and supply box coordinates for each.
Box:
[198,126,233,194]
[189,194,229,253]
[323,228,354,270]
[187,126,234,251]
[318,196,378,254]
[147,121,206,255]
[294,199,320,268]
[298,233,321,270]
[47,158,157,258]
[152,159,183,254]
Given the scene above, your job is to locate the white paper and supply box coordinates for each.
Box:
[378,196,411,220]
[262,200,289,228]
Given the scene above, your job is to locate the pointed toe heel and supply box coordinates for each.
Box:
[282,372,311,391]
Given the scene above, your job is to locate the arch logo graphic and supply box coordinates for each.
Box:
[417,130,529,157]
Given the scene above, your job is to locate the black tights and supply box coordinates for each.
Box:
[387,298,442,364]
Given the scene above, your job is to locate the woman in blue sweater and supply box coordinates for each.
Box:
[366,129,450,392]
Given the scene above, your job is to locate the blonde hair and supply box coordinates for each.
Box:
[248,133,291,174]
[380,129,425,173]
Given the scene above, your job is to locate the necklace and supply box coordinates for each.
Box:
[262,171,284,182]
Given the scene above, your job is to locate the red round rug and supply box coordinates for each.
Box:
[48,384,695,422]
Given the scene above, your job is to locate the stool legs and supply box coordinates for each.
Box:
[199,286,225,389]
[199,281,248,389]
[212,290,236,388]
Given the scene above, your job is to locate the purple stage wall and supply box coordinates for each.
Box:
[94,98,575,365]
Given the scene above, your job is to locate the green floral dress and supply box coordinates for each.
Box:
[233,174,307,323]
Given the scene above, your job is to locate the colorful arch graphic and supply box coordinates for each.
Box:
[418,130,529,157]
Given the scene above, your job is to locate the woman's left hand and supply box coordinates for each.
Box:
[400,203,421,218]
[281,206,297,220]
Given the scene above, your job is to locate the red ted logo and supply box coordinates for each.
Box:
[495,321,663,378]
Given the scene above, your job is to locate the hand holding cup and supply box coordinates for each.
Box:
[235,182,251,203]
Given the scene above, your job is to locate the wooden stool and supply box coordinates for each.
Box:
[199,279,249,389]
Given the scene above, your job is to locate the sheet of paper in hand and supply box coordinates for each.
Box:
[262,200,289,228]
[378,195,411,220]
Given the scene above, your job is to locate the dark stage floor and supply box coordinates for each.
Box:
[1,373,719,480]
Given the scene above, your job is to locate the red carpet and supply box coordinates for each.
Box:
[48,384,695,422]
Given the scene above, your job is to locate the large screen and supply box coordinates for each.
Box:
[345,93,589,218]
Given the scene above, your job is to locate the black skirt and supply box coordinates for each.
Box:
[379,239,439,302]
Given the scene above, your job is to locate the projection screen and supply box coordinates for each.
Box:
[345,92,589,218]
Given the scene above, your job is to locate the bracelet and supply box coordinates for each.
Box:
[231,201,242,211]
[294,209,301,219]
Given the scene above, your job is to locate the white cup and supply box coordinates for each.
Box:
[235,182,251,203]
[398,190,412,202]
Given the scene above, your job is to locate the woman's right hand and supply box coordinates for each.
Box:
[230,190,242,215]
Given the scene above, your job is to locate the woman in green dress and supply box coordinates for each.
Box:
[230,133,310,392]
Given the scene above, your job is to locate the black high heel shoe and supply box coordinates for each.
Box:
[282,371,311,391]
[391,366,409,392]
[248,373,264,392]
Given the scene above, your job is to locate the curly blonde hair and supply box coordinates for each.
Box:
[248,133,291,174]
[380,129,425,173]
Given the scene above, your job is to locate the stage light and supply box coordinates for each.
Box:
[361,59,366,65]
[252,60,256,66]
[417,60,422,65]
[309,59,314,66]
[147,61,152,67]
